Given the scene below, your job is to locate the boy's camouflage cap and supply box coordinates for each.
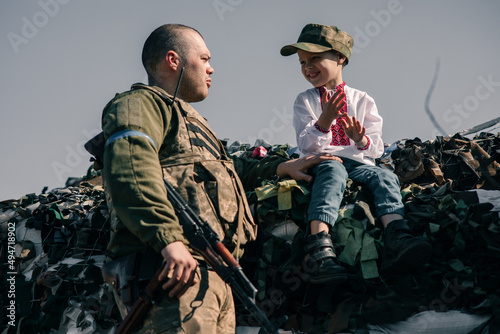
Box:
[280,23,354,65]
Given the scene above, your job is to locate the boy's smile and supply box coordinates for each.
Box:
[306,70,320,80]
[297,49,344,90]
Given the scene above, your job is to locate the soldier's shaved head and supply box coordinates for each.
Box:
[142,24,203,81]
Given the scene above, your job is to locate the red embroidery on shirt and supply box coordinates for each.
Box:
[357,135,371,151]
[314,121,330,133]
[317,82,350,146]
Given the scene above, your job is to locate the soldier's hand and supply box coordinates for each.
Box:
[159,241,199,298]
[276,153,342,183]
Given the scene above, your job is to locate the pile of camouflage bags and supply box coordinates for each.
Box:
[0,172,117,334]
[235,132,500,333]
[1,131,500,333]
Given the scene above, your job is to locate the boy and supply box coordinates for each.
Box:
[280,23,431,283]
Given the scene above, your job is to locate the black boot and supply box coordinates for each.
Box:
[303,231,348,284]
[380,219,432,274]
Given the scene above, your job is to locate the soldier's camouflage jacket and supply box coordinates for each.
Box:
[101,84,284,259]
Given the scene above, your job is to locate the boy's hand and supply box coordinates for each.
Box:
[340,115,366,146]
[317,89,346,130]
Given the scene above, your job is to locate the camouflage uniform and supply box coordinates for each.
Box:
[101,84,284,333]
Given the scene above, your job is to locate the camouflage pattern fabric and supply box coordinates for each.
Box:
[280,23,354,65]
[114,266,235,334]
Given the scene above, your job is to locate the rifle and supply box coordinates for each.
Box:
[164,180,281,334]
[114,262,166,334]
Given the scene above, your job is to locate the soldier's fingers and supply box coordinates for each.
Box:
[169,257,199,296]
[169,265,197,298]
[175,267,198,298]
[318,154,342,164]
[290,170,313,183]
[161,261,186,290]
[161,272,177,291]
[166,267,188,297]
[169,278,187,298]
[159,263,174,282]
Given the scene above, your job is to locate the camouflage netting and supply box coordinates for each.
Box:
[0,172,117,334]
[235,132,500,333]
[1,131,500,334]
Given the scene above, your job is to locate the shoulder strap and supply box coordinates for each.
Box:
[131,83,173,105]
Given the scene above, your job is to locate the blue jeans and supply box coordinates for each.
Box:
[308,158,405,227]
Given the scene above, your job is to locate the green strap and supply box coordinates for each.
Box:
[335,218,379,279]
[254,179,309,211]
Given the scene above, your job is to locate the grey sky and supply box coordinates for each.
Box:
[1,0,500,201]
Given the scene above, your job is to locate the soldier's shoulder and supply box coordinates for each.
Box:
[111,86,158,102]
[103,85,169,113]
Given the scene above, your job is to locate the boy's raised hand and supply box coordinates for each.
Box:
[317,89,346,130]
[340,115,366,146]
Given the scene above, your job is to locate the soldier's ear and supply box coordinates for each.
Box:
[166,50,180,70]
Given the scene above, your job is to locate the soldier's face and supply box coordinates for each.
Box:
[178,30,214,103]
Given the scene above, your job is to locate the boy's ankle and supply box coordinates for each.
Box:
[310,220,330,235]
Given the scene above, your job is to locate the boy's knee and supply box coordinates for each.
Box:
[316,159,346,176]
[367,167,398,185]
[381,169,401,186]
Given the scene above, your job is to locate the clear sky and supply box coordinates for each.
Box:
[1,0,500,201]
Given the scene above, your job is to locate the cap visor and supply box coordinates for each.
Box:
[280,43,333,56]
[280,45,298,56]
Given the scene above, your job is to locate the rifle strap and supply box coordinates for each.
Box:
[235,198,245,259]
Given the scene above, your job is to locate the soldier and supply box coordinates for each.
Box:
[101,23,340,333]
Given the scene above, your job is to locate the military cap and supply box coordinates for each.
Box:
[280,23,354,65]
